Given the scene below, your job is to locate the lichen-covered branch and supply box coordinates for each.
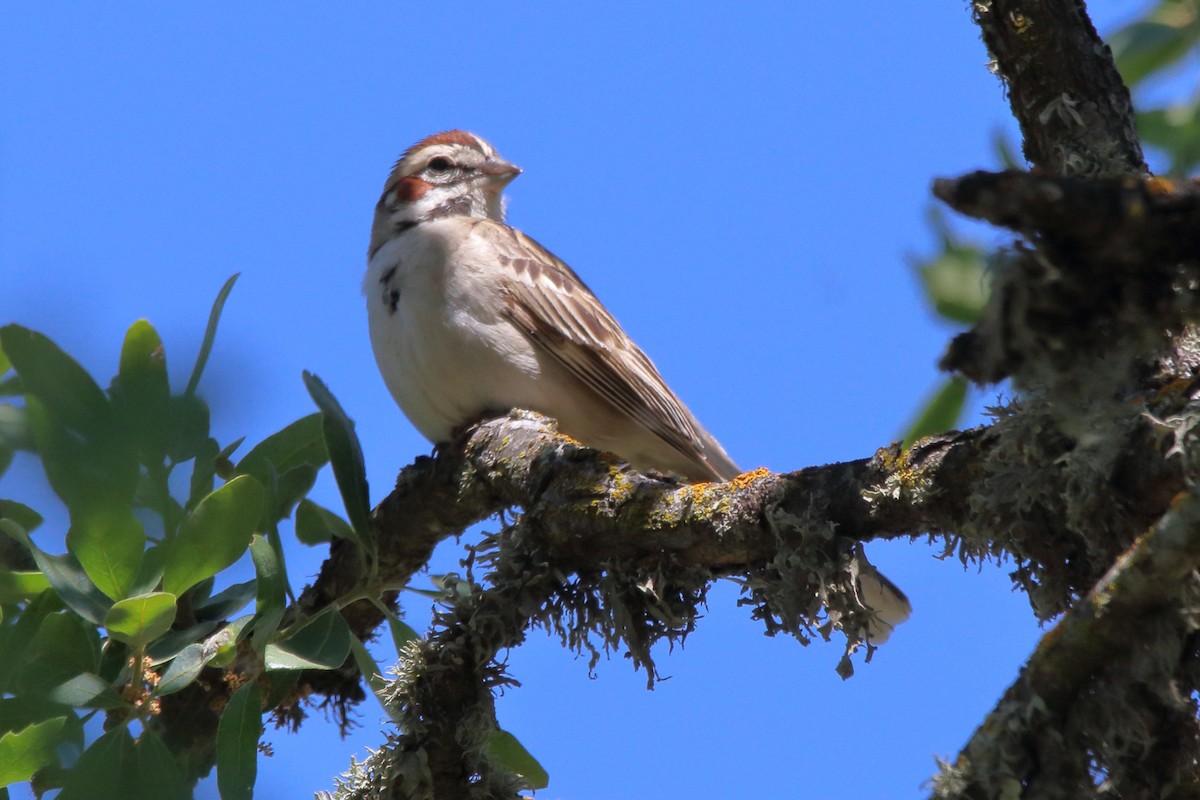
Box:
[933,171,1200,267]
[971,0,1146,176]
[919,5,1200,798]
[305,359,1198,795]
[937,170,1200,386]
[931,492,1200,800]
[301,5,1200,797]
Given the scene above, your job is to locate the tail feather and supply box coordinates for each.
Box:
[851,547,911,644]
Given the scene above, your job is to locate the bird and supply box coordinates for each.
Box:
[363,130,910,639]
[364,129,739,483]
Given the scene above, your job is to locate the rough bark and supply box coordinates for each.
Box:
[970,0,1146,177]
[168,4,1200,799]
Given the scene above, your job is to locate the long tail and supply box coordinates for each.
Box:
[852,546,912,644]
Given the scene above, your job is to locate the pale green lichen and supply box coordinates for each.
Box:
[738,487,885,677]
[324,504,727,798]
[955,390,1148,620]
[863,445,936,507]
[322,608,528,800]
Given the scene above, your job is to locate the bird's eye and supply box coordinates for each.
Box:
[427,157,453,173]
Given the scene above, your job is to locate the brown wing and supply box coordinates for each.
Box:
[478,220,737,479]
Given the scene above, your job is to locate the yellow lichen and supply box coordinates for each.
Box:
[1143,176,1179,197]
[728,466,771,491]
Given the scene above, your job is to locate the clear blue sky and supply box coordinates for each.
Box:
[0,4,1146,799]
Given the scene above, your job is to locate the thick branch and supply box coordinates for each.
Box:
[295,415,971,644]
[971,0,1146,176]
[300,392,1184,655]
[934,171,1200,267]
[935,171,1200,385]
[931,492,1200,799]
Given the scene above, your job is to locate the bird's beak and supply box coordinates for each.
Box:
[480,158,522,187]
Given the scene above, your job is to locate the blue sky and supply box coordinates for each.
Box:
[0,4,1147,799]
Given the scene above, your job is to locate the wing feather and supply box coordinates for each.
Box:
[479,221,736,479]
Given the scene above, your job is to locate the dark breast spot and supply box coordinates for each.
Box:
[380,264,401,314]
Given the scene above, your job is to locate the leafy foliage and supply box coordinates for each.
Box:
[0,278,397,797]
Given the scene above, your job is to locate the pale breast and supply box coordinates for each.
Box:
[365,219,554,443]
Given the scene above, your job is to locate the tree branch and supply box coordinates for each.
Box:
[302,6,1200,796]
[931,491,1200,799]
[935,171,1200,384]
[971,0,1146,176]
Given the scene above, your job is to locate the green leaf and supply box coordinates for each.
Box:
[33,549,111,626]
[916,241,990,325]
[266,464,320,526]
[114,319,171,463]
[57,726,136,800]
[0,499,43,533]
[216,679,262,800]
[902,377,970,449]
[219,436,246,462]
[194,579,257,621]
[486,730,549,790]
[1110,14,1200,87]
[294,498,357,545]
[165,393,211,462]
[156,643,209,696]
[348,636,397,721]
[264,523,294,604]
[66,506,145,601]
[264,608,352,671]
[237,413,328,485]
[15,612,100,698]
[0,571,51,604]
[185,273,239,397]
[0,696,75,737]
[238,414,329,528]
[0,342,9,377]
[0,716,68,785]
[0,325,110,438]
[249,537,284,618]
[385,614,420,653]
[248,534,286,651]
[0,404,30,482]
[104,592,177,647]
[145,620,219,665]
[0,522,110,625]
[162,475,264,596]
[1138,105,1200,176]
[25,396,137,514]
[187,437,220,511]
[132,730,189,800]
[0,403,31,451]
[303,372,372,547]
[129,544,167,598]
[46,672,124,709]
[0,590,63,693]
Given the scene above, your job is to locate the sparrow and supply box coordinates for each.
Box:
[364,131,910,639]
[364,130,739,482]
